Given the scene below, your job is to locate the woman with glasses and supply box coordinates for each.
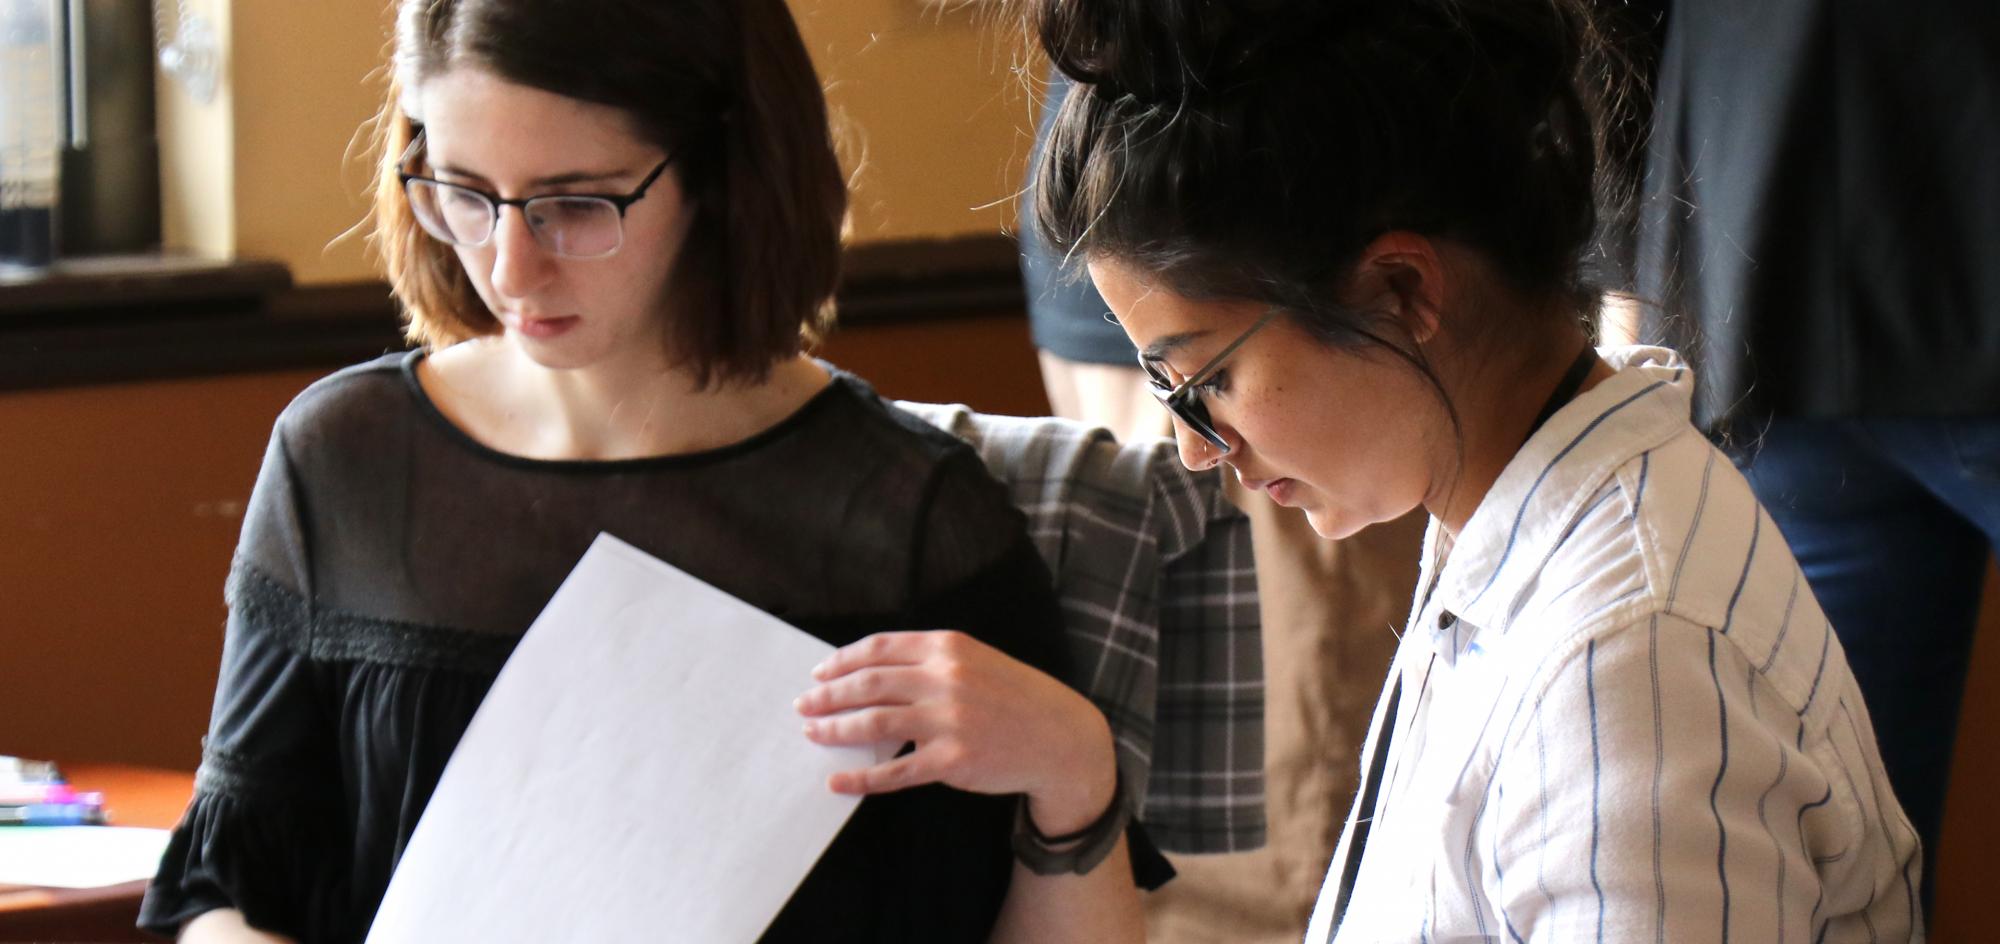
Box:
[138,2,1148,942]
[996,0,1923,940]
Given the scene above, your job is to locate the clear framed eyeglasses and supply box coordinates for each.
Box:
[395,129,674,259]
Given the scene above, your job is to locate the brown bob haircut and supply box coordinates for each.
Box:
[369,0,848,387]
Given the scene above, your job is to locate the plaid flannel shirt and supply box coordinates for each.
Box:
[899,402,1266,854]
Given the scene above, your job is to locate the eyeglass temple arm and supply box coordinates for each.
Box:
[1172,307,1284,401]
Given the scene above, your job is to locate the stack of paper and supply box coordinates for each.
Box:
[0,825,171,888]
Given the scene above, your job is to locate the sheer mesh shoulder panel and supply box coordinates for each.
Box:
[140,418,345,940]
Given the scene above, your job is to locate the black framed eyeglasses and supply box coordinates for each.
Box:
[395,130,674,259]
[1138,308,1282,454]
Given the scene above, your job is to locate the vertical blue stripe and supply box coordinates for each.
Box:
[1649,619,1667,944]
[1761,572,1802,673]
[1665,451,1716,607]
[1469,683,1572,941]
[1587,639,1606,943]
[1720,511,1761,635]
[1630,450,1652,520]
[1421,897,1432,944]
[1757,742,1792,944]
[1451,691,1508,794]
[1748,663,1760,718]
[1462,785,1493,941]
[1495,781,1529,944]
[1824,732,1882,938]
[1840,699,1917,936]
[1536,710,1555,909]
[1707,630,1732,943]
[1798,616,1833,718]
[1798,782,1833,939]
[1468,381,1668,609]
[1748,674,1791,944]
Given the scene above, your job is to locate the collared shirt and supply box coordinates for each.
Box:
[1309,347,1922,943]
[898,402,1265,854]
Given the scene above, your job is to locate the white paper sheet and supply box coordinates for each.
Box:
[366,533,878,943]
[0,826,171,888]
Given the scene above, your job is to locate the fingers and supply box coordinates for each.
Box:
[804,632,976,684]
[826,742,971,796]
[802,630,1047,800]
[801,705,941,748]
[827,751,927,795]
[794,666,929,717]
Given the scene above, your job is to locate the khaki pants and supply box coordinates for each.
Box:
[1037,352,1425,944]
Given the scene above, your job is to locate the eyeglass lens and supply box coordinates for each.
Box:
[1144,361,1228,449]
[406,179,625,258]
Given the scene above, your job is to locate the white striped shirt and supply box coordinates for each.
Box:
[1308,346,1922,943]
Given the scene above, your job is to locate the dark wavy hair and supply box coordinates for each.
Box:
[369,0,847,387]
[1025,0,1629,389]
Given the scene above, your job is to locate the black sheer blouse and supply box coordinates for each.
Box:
[138,352,1071,943]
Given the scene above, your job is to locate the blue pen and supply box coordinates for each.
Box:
[0,802,106,826]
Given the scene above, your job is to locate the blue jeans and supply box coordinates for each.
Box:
[1735,417,2000,914]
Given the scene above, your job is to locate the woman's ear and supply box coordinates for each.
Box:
[1346,231,1448,345]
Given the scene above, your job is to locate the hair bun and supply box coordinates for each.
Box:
[1037,0,1320,105]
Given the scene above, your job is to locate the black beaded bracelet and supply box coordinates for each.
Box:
[1010,769,1129,877]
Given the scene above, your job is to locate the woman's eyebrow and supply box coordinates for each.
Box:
[1142,330,1210,361]
[432,163,635,187]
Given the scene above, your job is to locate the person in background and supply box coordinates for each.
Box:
[140,1,1153,941]
[1018,0,1922,938]
[1633,0,2000,918]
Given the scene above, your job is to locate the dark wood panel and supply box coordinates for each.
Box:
[0,236,1028,392]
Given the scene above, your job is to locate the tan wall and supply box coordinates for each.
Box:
[156,0,236,262]
[156,1,1032,284]
[223,0,393,284]
[797,1,1036,241]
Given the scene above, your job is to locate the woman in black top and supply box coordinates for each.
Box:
[138,1,1143,941]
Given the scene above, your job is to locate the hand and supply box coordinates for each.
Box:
[794,630,1118,835]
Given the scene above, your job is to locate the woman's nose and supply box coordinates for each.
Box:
[487,207,557,299]
[1171,418,1233,472]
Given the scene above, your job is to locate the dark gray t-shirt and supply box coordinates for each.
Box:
[1636,0,2000,429]
[138,351,1069,943]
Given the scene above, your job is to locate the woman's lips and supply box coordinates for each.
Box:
[515,314,581,339]
[1241,475,1299,505]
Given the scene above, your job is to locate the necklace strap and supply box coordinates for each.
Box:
[1525,344,1599,445]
